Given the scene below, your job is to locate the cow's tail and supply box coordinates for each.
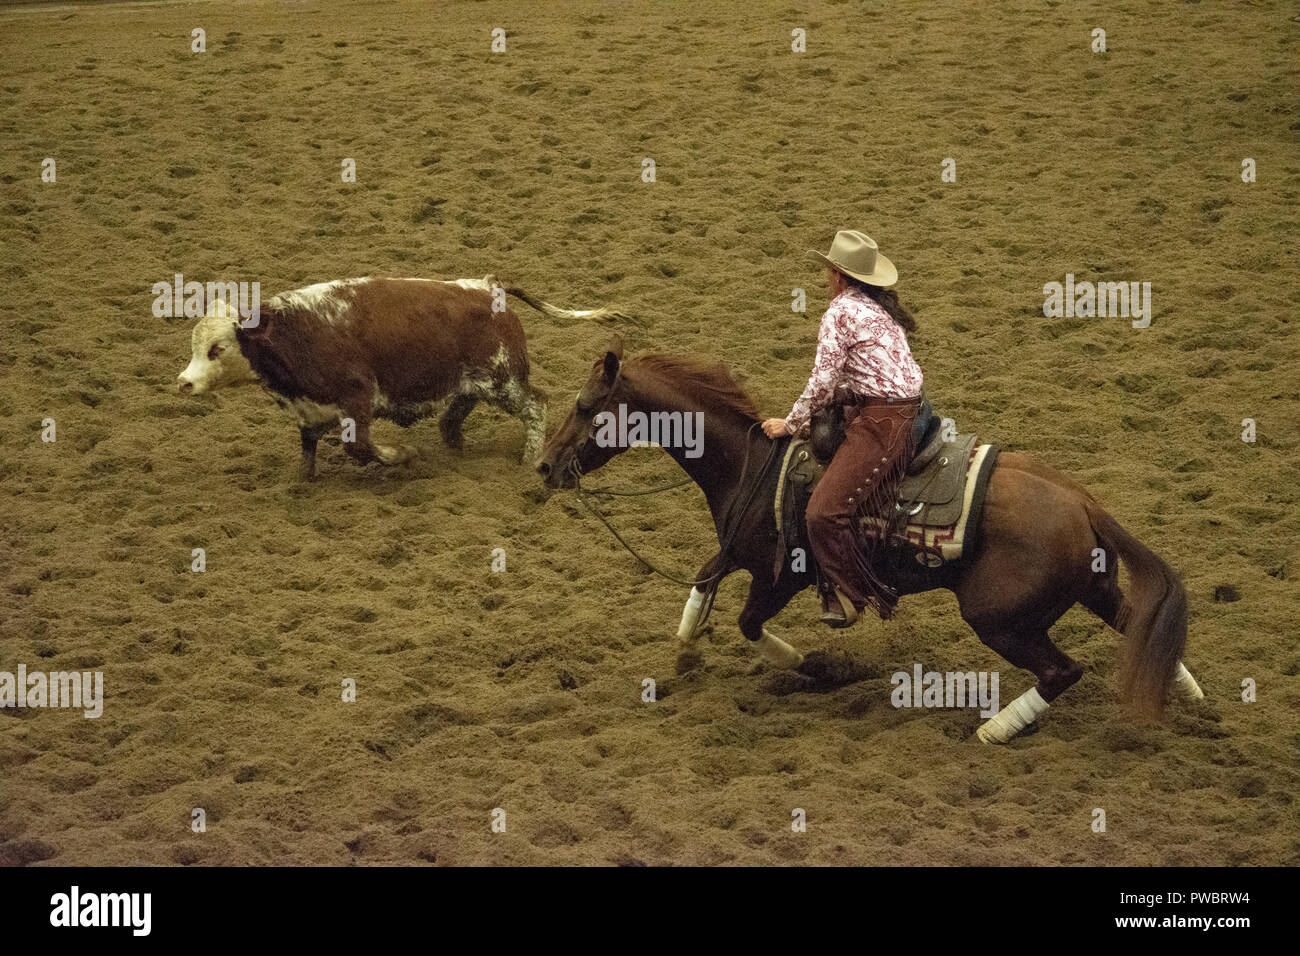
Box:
[1084,498,1188,720]
[504,285,638,326]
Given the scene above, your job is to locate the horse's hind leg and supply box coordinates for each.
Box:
[974,627,1083,744]
[1082,567,1204,700]
[1172,661,1204,699]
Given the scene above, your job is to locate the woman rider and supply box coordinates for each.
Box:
[761,230,924,628]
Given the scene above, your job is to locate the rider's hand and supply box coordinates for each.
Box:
[762,418,791,439]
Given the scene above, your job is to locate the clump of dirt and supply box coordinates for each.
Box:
[796,650,872,688]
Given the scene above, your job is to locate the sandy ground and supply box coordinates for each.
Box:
[0,0,1297,866]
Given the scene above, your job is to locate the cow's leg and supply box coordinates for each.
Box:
[518,384,547,464]
[485,377,547,464]
[339,405,379,466]
[373,437,417,465]
[439,394,480,450]
[298,423,330,481]
[337,383,413,467]
[351,382,418,467]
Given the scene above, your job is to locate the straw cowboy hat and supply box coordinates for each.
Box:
[808,230,898,288]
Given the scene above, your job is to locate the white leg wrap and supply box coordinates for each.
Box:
[677,587,706,639]
[754,628,804,670]
[976,687,1049,744]
[1173,661,1204,699]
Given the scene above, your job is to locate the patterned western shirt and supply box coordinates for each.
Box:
[784,288,924,435]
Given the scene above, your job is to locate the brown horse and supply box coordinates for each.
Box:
[535,339,1203,743]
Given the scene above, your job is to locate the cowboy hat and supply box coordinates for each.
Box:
[808,230,898,288]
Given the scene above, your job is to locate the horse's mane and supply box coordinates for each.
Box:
[626,353,761,421]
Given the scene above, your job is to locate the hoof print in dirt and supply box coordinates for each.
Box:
[764,670,816,696]
[522,486,552,506]
[795,650,871,688]
[675,648,704,674]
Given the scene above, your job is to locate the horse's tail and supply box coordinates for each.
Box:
[1084,499,1187,720]
[504,284,636,325]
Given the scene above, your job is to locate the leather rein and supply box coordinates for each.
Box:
[572,421,785,623]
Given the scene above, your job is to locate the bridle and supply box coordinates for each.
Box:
[564,388,785,626]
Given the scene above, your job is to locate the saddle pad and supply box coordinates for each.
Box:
[777,439,1000,567]
[863,442,999,565]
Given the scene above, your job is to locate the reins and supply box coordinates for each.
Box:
[579,476,694,497]
[573,423,785,626]
[573,491,703,588]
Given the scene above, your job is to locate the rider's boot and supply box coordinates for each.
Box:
[820,586,860,628]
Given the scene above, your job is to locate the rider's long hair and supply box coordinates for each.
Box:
[839,273,918,335]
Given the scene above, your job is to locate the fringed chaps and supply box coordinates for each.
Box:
[805,397,921,619]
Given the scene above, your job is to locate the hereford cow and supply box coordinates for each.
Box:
[177,276,626,480]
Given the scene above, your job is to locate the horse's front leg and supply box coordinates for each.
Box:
[677,551,729,639]
[739,576,804,670]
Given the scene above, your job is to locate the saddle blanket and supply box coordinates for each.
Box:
[775,439,1000,568]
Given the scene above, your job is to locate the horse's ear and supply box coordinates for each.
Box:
[602,336,623,385]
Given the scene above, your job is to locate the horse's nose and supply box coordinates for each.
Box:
[535,460,551,480]
[177,379,194,394]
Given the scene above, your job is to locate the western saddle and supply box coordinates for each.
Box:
[773,394,999,582]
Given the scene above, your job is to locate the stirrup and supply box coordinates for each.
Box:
[820,588,860,629]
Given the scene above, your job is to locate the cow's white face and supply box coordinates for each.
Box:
[177,302,257,394]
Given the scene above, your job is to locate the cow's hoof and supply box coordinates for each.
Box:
[375,443,416,465]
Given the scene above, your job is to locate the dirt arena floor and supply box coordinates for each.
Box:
[1,0,1296,866]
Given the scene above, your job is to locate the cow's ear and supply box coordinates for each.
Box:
[602,337,623,386]
[236,306,272,341]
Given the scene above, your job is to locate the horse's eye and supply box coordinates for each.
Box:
[207,343,224,360]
